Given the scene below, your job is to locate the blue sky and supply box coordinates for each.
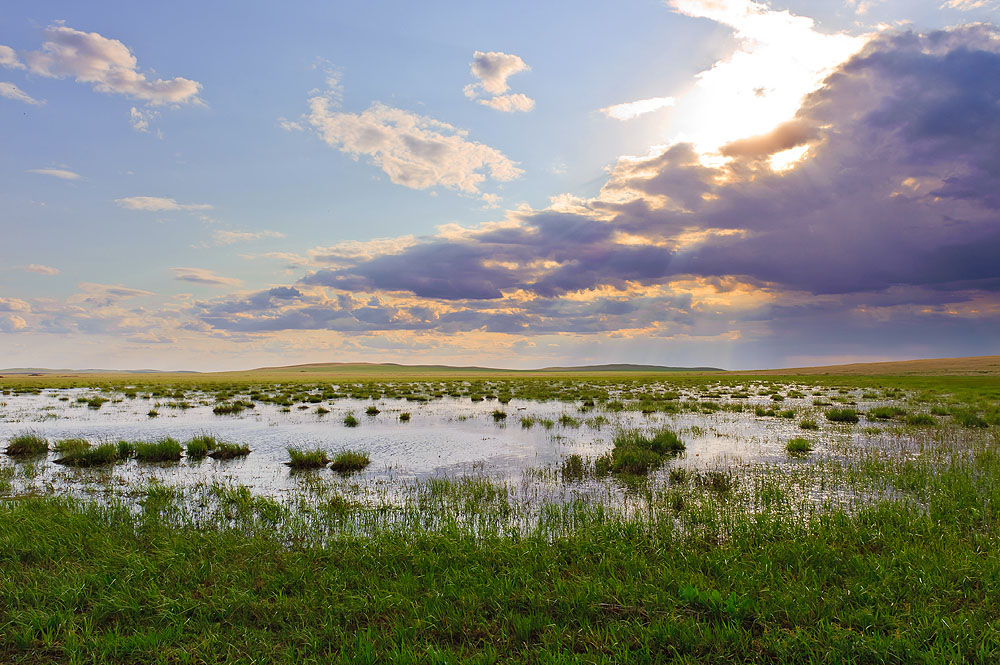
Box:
[1,0,998,370]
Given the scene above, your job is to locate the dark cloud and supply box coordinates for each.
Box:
[196,25,1000,354]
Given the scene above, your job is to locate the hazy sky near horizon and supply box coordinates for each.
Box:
[1,0,998,370]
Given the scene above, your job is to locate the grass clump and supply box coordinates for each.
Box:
[399,412,411,422]
[134,438,183,462]
[55,442,120,467]
[491,409,507,421]
[826,408,859,423]
[5,432,48,457]
[185,435,218,460]
[209,442,251,460]
[799,418,819,430]
[343,413,359,427]
[365,405,380,416]
[785,437,813,454]
[906,413,937,427]
[606,428,685,476]
[286,447,329,469]
[53,438,90,454]
[329,450,371,473]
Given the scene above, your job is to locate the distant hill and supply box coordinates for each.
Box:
[0,367,195,375]
[246,362,723,375]
[735,355,1000,376]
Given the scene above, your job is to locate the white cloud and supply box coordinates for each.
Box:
[210,229,286,246]
[20,24,202,106]
[478,93,535,112]
[0,81,42,105]
[27,167,81,180]
[665,0,864,151]
[171,267,242,286]
[24,264,60,275]
[601,96,676,120]
[0,45,24,69]
[307,96,522,193]
[463,50,535,113]
[115,196,212,212]
[129,106,158,132]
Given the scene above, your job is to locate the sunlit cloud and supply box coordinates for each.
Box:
[601,96,675,120]
[463,51,534,112]
[664,0,865,151]
[307,97,522,194]
[19,24,202,106]
[1,81,42,105]
[0,45,25,69]
[23,264,60,275]
[27,168,81,180]
[171,268,242,287]
[115,196,212,212]
[208,230,286,246]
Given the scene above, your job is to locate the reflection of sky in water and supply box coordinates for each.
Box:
[0,384,880,502]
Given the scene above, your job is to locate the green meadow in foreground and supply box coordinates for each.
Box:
[0,373,999,663]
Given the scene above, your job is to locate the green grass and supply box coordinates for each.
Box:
[799,418,819,430]
[343,413,359,427]
[826,408,860,423]
[398,412,411,422]
[785,437,812,454]
[208,442,251,460]
[4,432,48,457]
[491,409,507,421]
[601,428,685,476]
[329,450,371,473]
[55,442,121,467]
[53,438,90,454]
[185,435,218,460]
[133,438,183,462]
[286,447,330,469]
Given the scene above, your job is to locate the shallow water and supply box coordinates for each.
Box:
[0,383,880,505]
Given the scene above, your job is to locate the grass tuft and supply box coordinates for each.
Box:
[286,447,329,469]
[134,438,183,462]
[329,450,370,473]
[5,432,48,457]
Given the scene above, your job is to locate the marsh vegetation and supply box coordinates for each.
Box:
[1,372,999,662]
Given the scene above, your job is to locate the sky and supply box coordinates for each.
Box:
[1,0,998,371]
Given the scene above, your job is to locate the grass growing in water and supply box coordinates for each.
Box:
[329,450,370,473]
[343,413,359,427]
[286,447,329,469]
[133,438,183,462]
[785,437,812,454]
[185,435,218,460]
[208,442,251,460]
[826,408,859,423]
[5,432,48,457]
[53,438,90,454]
[601,428,685,476]
[799,418,819,430]
[55,442,121,467]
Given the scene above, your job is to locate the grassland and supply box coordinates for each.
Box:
[1,369,999,663]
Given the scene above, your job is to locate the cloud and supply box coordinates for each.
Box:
[20,24,201,106]
[0,315,27,333]
[463,50,535,112]
[23,264,60,275]
[190,25,1000,359]
[209,229,286,246]
[129,106,158,132]
[601,96,675,121]
[27,168,81,180]
[941,0,991,8]
[0,81,42,105]
[0,297,31,312]
[477,93,535,112]
[0,45,24,69]
[663,0,864,150]
[172,267,242,287]
[115,196,212,212]
[307,97,522,193]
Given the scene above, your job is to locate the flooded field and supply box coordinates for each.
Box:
[3,375,991,533]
